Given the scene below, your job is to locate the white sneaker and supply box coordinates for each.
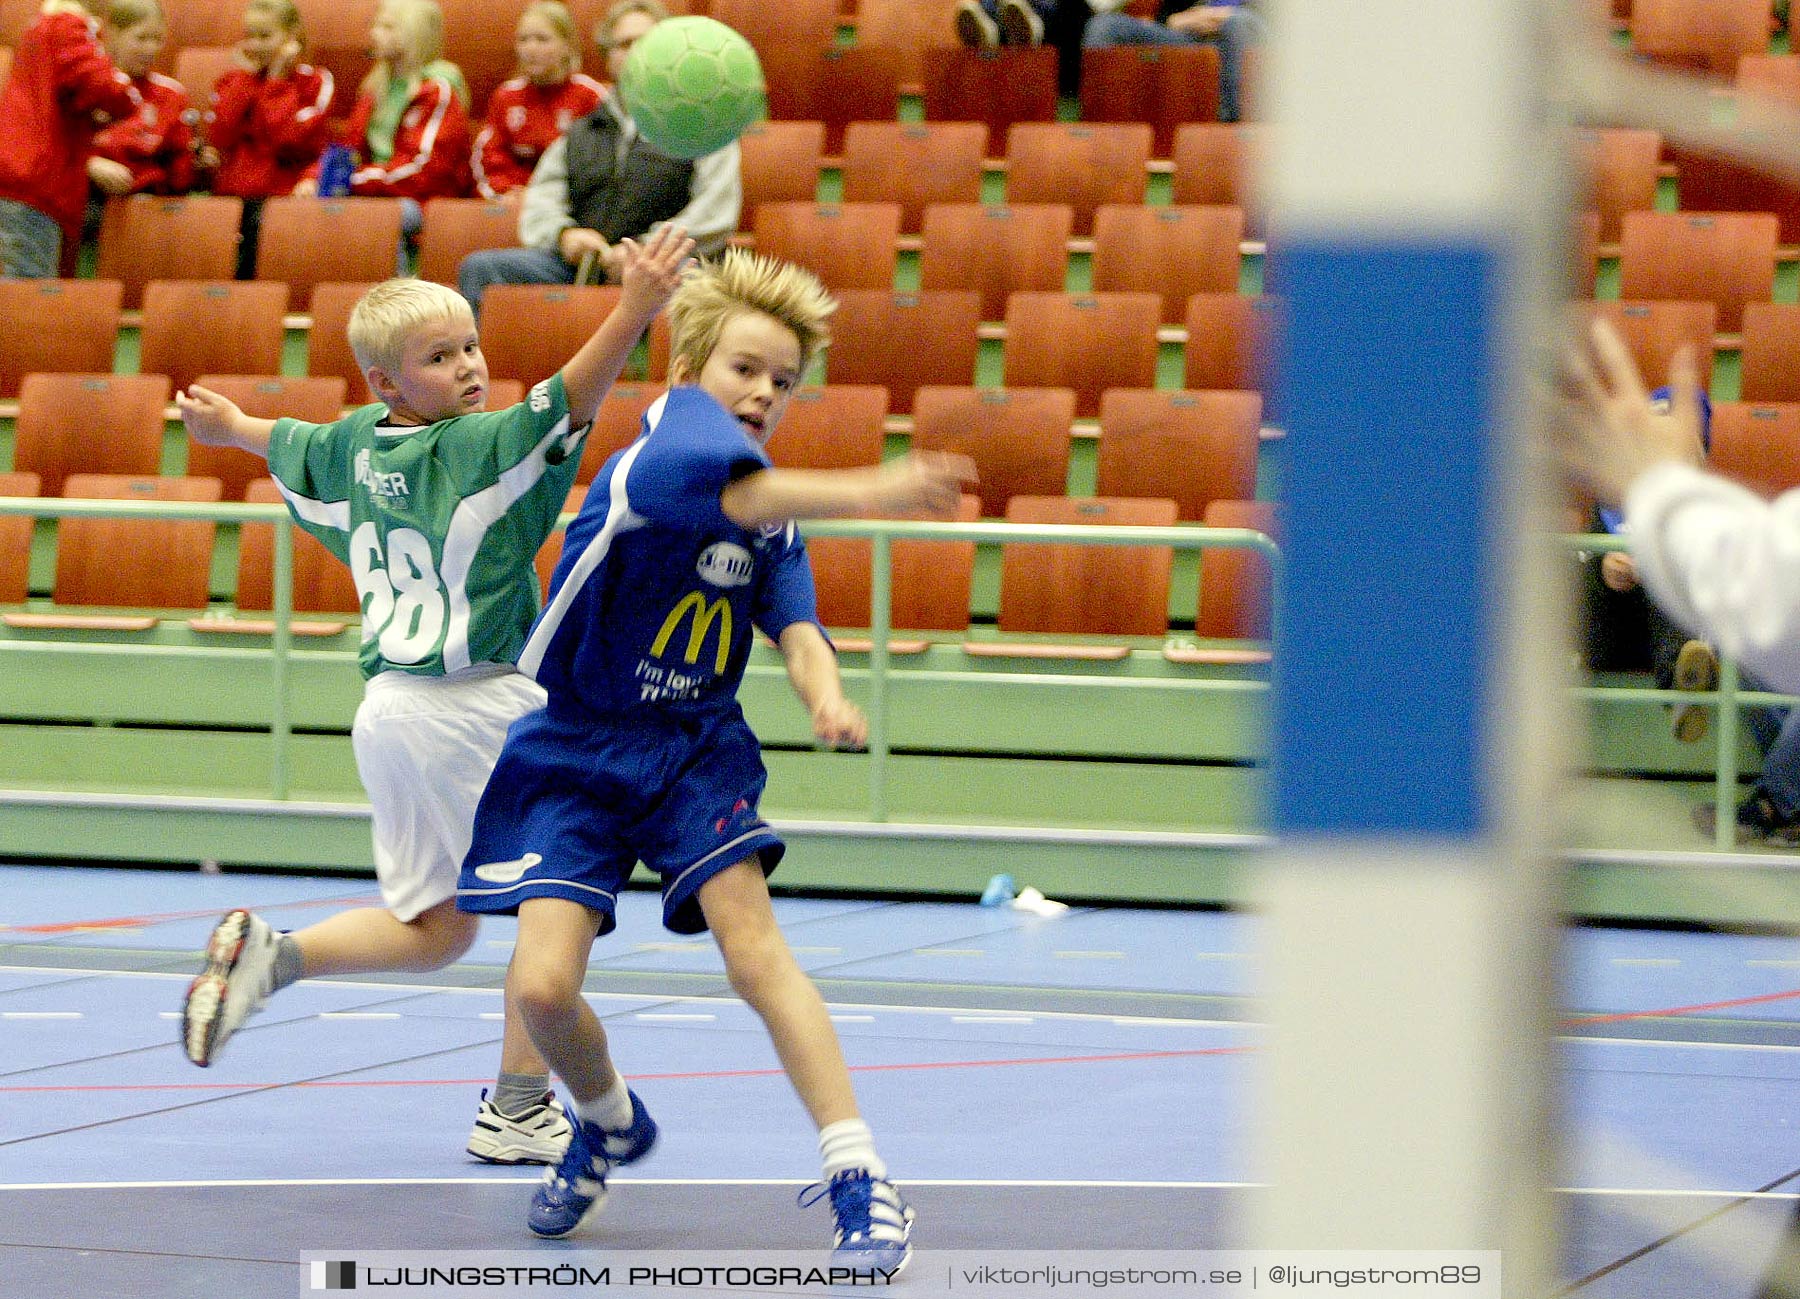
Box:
[467,1089,573,1165]
[955,0,999,48]
[999,0,1045,47]
[181,908,279,1066]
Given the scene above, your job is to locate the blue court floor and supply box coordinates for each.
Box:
[5,862,1800,1296]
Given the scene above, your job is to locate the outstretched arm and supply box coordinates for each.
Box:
[719,451,977,531]
[778,621,867,749]
[176,384,276,457]
[558,224,694,428]
[1554,318,1800,691]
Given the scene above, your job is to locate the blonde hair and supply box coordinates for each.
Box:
[596,0,666,48]
[347,278,473,377]
[244,0,306,53]
[668,249,836,381]
[104,0,161,31]
[361,0,443,97]
[517,0,580,79]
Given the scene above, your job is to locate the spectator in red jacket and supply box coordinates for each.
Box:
[0,0,138,277]
[205,0,335,275]
[298,0,473,250]
[89,0,198,200]
[473,2,603,204]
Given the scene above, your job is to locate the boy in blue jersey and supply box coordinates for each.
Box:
[171,226,695,1168]
[455,248,975,1269]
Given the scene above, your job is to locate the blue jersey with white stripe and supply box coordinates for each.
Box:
[519,385,821,720]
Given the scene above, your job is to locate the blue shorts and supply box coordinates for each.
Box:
[456,704,784,935]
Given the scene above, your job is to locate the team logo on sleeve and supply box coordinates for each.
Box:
[472,852,542,883]
[696,542,753,588]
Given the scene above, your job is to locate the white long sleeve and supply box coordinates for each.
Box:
[1624,461,1800,691]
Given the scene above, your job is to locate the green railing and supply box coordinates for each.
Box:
[1569,530,1800,851]
[0,496,300,796]
[13,498,1776,848]
[800,517,1280,819]
[0,494,1279,820]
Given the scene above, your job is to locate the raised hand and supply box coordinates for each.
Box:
[616,225,696,319]
[868,451,978,517]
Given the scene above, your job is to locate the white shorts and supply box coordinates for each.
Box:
[352,665,547,922]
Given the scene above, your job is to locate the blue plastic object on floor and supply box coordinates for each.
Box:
[980,874,1016,907]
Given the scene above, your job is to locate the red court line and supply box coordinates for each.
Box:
[0,1046,1249,1094]
[1563,985,1800,1026]
[0,894,382,936]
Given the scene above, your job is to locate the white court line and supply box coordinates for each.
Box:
[2,1011,81,1019]
[317,1012,401,1021]
[635,1013,716,1022]
[1749,959,1800,968]
[1562,1035,1800,1054]
[829,1014,875,1023]
[1555,1187,1800,1200]
[0,1176,1258,1192]
[0,962,1253,1028]
[952,1016,1034,1024]
[0,1176,1784,1198]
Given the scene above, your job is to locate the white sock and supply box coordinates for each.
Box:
[571,1072,633,1131]
[819,1118,885,1180]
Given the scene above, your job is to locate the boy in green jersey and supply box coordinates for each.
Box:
[173,225,695,1168]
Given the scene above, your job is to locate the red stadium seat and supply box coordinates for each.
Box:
[1583,299,1719,390]
[917,204,1071,321]
[1090,204,1244,324]
[840,122,987,234]
[1001,292,1161,417]
[0,470,40,604]
[187,376,350,500]
[910,385,1075,516]
[0,278,121,398]
[825,290,981,412]
[13,374,169,497]
[1617,210,1776,332]
[1095,389,1262,522]
[1708,402,1800,498]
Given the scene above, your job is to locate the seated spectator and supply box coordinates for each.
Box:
[206,0,336,277]
[89,0,198,204]
[0,0,138,277]
[473,2,604,205]
[1575,386,1800,844]
[1082,0,1266,123]
[297,0,473,246]
[457,0,739,315]
[954,0,1090,95]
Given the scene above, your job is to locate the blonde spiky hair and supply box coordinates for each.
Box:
[667,248,836,382]
[346,277,473,376]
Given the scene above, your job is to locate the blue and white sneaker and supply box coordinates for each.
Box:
[800,1169,915,1274]
[527,1090,658,1237]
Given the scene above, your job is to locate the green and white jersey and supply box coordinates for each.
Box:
[266,375,587,679]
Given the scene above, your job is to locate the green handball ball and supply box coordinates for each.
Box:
[620,16,765,160]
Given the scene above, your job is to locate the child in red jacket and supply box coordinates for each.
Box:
[298,0,472,234]
[0,0,138,277]
[472,2,602,204]
[89,0,198,200]
[206,0,334,276]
